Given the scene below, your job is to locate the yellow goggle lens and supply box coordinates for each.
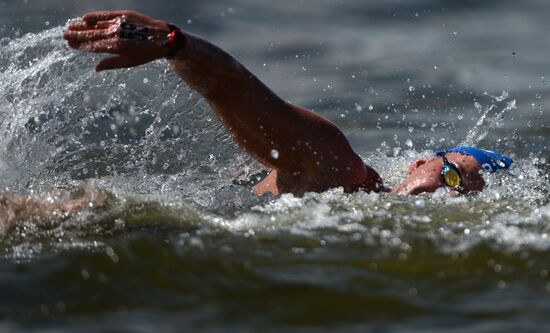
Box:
[444,169,461,188]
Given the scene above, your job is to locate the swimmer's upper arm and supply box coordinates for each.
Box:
[168,32,366,190]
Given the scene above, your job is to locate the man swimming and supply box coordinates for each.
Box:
[63,11,513,197]
[391,147,513,195]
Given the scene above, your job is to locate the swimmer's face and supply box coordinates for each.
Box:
[391,153,485,196]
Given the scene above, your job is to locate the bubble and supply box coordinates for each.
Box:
[368,105,374,111]
[270,149,279,159]
[409,86,415,92]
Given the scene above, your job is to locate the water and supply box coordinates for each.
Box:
[1,0,550,332]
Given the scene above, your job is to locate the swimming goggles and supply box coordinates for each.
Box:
[439,154,464,192]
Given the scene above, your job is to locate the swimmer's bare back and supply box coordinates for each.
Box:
[64,11,384,196]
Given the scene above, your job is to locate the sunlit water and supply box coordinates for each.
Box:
[1,2,550,332]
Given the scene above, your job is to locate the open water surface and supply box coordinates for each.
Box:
[0,0,549,332]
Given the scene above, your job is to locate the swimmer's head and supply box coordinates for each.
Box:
[391,147,513,196]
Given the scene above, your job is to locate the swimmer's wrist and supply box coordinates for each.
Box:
[165,24,187,59]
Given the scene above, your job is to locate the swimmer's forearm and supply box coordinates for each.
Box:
[167,33,362,175]
[63,11,366,182]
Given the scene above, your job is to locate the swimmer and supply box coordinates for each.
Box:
[63,11,513,197]
[0,188,108,230]
[391,147,513,195]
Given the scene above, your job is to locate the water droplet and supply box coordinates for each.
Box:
[405,139,413,147]
[512,51,516,56]
[143,78,149,84]
[368,105,374,111]
[409,86,415,92]
[171,123,182,137]
[536,93,542,99]
[270,149,279,159]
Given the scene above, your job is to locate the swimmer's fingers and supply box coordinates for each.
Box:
[67,20,112,31]
[66,40,81,50]
[82,11,164,28]
[83,11,139,24]
[63,29,117,43]
[90,40,165,70]
[79,38,130,54]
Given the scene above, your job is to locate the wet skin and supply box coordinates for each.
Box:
[391,153,486,196]
[63,10,384,197]
[63,10,487,197]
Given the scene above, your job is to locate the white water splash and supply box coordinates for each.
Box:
[461,90,517,146]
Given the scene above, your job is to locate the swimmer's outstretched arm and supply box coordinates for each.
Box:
[64,11,383,195]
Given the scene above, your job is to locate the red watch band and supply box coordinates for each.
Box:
[165,24,186,59]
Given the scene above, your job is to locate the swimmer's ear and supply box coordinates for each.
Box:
[408,159,427,175]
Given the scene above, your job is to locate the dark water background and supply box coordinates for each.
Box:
[0,0,549,332]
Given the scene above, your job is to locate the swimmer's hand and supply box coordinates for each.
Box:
[63,11,173,72]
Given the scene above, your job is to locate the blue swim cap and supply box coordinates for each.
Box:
[434,146,513,173]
